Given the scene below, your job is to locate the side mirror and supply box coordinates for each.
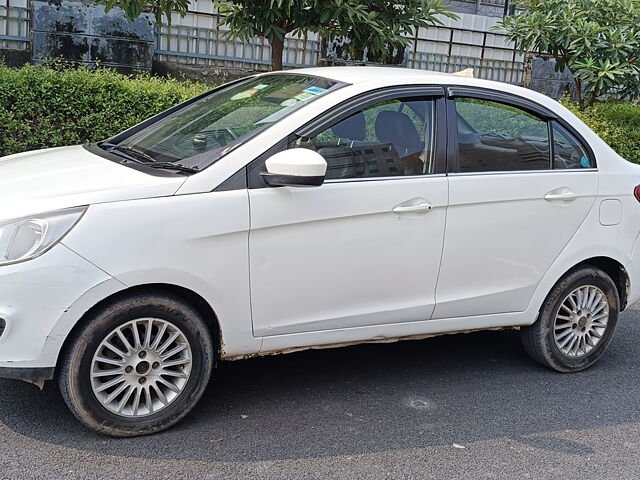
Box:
[261,149,327,187]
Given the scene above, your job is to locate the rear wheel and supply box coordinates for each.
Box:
[521,266,619,372]
[58,292,214,437]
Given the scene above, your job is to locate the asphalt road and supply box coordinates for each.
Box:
[2,307,640,479]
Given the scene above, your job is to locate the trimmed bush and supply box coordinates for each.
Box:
[0,63,638,167]
[0,63,210,157]
[561,99,640,165]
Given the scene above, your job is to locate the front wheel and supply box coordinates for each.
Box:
[58,292,214,437]
[521,266,619,372]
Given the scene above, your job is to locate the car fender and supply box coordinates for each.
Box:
[525,202,635,323]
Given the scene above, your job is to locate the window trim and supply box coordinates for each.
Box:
[295,85,445,137]
[445,87,597,174]
[247,85,448,188]
[447,86,557,120]
[447,168,598,177]
[325,173,447,184]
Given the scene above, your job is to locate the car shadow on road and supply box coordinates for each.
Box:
[1,316,637,462]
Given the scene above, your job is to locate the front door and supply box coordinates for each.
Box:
[248,92,449,337]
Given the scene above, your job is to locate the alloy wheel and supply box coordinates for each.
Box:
[553,285,609,358]
[90,318,192,417]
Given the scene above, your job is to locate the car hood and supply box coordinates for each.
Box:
[0,145,187,221]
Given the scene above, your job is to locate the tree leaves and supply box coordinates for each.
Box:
[499,0,640,107]
[99,0,457,69]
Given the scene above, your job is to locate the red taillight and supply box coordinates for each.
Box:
[635,185,640,202]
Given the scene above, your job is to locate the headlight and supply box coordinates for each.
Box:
[0,207,87,266]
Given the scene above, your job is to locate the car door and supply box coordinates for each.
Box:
[433,88,598,319]
[248,87,449,337]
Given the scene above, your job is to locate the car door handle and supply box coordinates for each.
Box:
[544,190,577,202]
[392,202,433,214]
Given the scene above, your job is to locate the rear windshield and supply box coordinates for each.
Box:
[105,74,340,170]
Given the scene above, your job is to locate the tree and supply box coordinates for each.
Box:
[499,0,640,108]
[100,0,457,71]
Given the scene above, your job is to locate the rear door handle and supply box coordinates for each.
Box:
[392,202,433,214]
[544,189,577,202]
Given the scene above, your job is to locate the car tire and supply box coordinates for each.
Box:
[521,266,619,373]
[58,292,214,437]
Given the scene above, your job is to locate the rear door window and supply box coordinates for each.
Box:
[454,98,551,173]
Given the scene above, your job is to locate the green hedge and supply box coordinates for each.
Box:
[0,64,639,166]
[561,99,640,164]
[0,63,210,157]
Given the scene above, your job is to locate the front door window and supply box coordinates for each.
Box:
[290,97,437,179]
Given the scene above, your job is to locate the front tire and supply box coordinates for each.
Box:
[521,266,619,372]
[58,292,214,437]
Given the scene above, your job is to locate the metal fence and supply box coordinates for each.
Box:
[155,9,523,83]
[155,10,320,70]
[0,0,30,50]
[446,0,514,18]
[407,26,523,83]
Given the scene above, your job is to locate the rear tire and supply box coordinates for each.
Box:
[58,292,214,437]
[521,266,619,372]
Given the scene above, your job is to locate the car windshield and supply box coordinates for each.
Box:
[105,74,340,170]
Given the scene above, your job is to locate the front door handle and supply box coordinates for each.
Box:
[544,189,577,202]
[392,202,433,214]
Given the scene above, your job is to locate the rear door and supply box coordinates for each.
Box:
[433,88,598,319]
[248,87,450,337]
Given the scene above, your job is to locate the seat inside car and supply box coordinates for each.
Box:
[331,111,367,146]
[313,107,428,179]
[315,112,368,179]
[375,110,427,175]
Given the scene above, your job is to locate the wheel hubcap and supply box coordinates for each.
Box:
[90,318,192,417]
[553,285,609,358]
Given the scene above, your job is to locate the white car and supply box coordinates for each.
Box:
[1,67,639,436]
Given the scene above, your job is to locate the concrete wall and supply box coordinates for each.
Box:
[446,0,509,18]
[31,0,155,72]
[523,54,576,100]
[0,47,29,66]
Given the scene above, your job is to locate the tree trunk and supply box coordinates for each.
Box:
[574,77,584,109]
[270,36,284,71]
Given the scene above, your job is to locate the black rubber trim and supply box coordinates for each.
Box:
[0,366,55,381]
[261,172,325,187]
[248,137,292,189]
[446,86,557,120]
[445,95,460,174]
[83,144,180,177]
[434,96,448,175]
[214,167,247,191]
[296,85,446,138]
[546,120,554,169]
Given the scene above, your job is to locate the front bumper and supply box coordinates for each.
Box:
[0,243,124,379]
